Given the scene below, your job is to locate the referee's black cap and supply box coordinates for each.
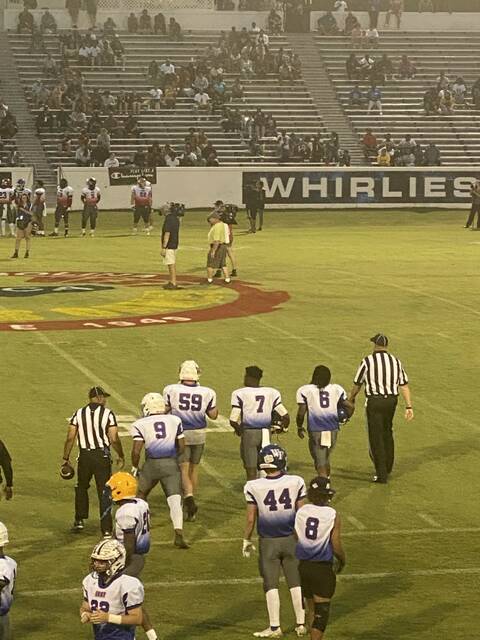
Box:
[370,333,389,347]
[89,386,111,399]
[309,476,335,495]
[245,365,263,380]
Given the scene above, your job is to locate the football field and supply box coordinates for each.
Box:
[1,209,478,639]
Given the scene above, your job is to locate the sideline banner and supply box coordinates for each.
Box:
[108,166,157,185]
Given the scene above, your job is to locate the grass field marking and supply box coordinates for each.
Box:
[20,566,480,598]
[36,332,237,494]
[244,337,256,343]
[417,513,442,528]
[345,516,366,530]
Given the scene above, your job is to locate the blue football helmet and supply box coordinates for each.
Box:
[258,444,287,471]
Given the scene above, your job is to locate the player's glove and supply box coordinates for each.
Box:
[242,539,256,558]
[130,466,139,478]
[232,423,243,437]
[333,556,345,575]
[297,428,306,440]
[80,611,91,624]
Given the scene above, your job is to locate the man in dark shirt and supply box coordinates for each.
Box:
[161,203,182,290]
[0,441,13,500]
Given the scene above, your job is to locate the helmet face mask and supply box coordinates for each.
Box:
[90,539,126,582]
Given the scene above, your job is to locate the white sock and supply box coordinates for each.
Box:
[265,589,280,628]
[290,586,305,625]
[54,227,59,234]
[167,494,183,530]
[0,219,5,235]
[8,222,14,236]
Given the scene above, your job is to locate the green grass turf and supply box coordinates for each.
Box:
[1,208,479,639]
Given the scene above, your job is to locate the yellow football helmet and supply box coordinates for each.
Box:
[106,472,138,502]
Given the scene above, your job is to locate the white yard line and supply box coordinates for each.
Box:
[36,333,236,493]
[345,515,366,530]
[21,565,480,598]
[417,513,442,528]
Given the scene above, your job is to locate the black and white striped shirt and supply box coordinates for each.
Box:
[353,351,409,397]
[69,403,117,450]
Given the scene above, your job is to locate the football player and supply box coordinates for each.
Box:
[81,539,148,639]
[106,472,158,640]
[0,522,17,640]
[163,360,218,521]
[0,178,14,238]
[81,177,101,237]
[11,193,32,259]
[131,393,189,549]
[296,366,354,479]
[13,178,31,207]
[230,366,290,480]
[243,445,307,638]
[31,179,46,236]
[294,478,345,640]
[131,176,152,235]
[51,177,73,237]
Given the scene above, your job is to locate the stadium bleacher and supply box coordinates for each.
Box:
[315,30,480,166]
[10,31,328,168]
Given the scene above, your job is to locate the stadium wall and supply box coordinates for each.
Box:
[59,167,480,210]
[1,166,34,186]
[310,11,480,31]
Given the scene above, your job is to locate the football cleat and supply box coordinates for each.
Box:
[295,625,307,637]
[71,519,84,533]
[258,444,287,471]
[174,532,190,549]
[253,628,282,638]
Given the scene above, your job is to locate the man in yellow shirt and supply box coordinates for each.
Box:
[206,212,231,284]
[377,147,391,166]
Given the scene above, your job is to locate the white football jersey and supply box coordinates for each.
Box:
[131,184,152,206]
[0,556,16,615]
[83,572,144,638]
[131,414,184,459]
[296,383,347,432]
[81,186,101,204]
[115,498,150,555]
[295,504,336,562]
[34,187,46,202]
[244,473,306,538]
[163,382,216,430]
[0,187,14,205]
[231,386,284,429]
[57,185,74,207]
[14,187,31,204]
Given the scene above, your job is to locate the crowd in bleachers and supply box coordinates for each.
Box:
[361,128,442,166]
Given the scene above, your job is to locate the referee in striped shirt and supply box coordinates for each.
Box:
[348,334,414,484]
[61,386,124,534]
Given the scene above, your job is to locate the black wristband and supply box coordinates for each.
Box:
[405,406,412,410]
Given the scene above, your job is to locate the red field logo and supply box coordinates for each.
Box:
[0,272,289,331]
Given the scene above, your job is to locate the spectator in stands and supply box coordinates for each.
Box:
[85,0,97,28]
[29,27,47,54]
[160,58,176,81]
[350,24,363,49]
[75,143,91,166]
[169,17,183,41]
[128,13,139,33]
[438,88,453,114]
[364,27,379,48]
[292,54,302,79]
[194,89,211,116]
[256,29,269,47]
[87,111,103,135]
[139,9,153,34]
[368,0,381,28]
[165,149,179,167]
[231,78,245,101]
[414,144,424,166]
[452,77,467,108]
[362,128,377,160]
[381,133,396,162]
[397,134,416,166]
[133,148,146,168]
[104,151,119,168]
[17,7,34,33]
[317,12,339,35]
[377,147,391,166]
[338,149,351,166]
[43,53,58,78]
[423,86,439,114]
[96,127,111,155]
[36,106,54,133]
[111,35,126,70]
[240,52,255,80]
[472,78,480,109]
[375,53,394,82]
[40,10,57,34]
[346,53,360,80]
[154,13,166,35]
[163,83,177,110]
[124,114,140,138]
[267,9,283,35]
[358,52,375,79]
[6,149,21,166]
[103,112,122,136]
[0,112,17,139]
[349,83,366,106]
[397,55,417,79]
[179,144,198,167]
[103,17,117,35]
[66,0,81,27]
[333,0,348,33]
[149,86,163,111]
[325,132,339,165]
[367,85,383,115]
[345,11,360,35]
[436,71,450,90]
[418,0,434,10]
[309,134,325,163]
[385,0,403,29]
[70,106,87,129]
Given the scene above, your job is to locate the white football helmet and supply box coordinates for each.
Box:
[141,392,165,416]
[0,522,9,546]
[91,539,126,579]
[179,360,201,382]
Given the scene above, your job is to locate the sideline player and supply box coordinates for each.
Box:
[295,477,345,640]
[81,177,101,237]
[243,445,307,638]
[131,393,189,549]
[11,193,32,259]
[164,360,218,521]
[51,178,73,237]
[131,175,152,235]
[31,179,46,236]
[0,522,17,639]
[230,366,290,480]
[13,178,31,209]
[106,472,158,640]
[81,539,145,638]
[0,179,14,238]
[296,366,354,478]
